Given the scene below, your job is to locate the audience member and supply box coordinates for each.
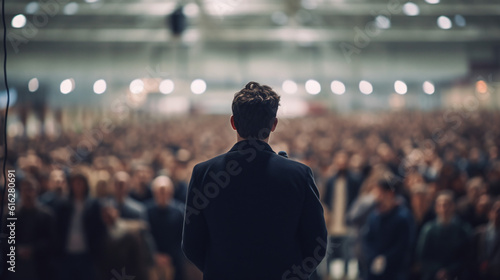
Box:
[362,178,415,280]
[474,199,500,280]
[417,191,472,280]
[112,171,146,220]
[147,176,185,280]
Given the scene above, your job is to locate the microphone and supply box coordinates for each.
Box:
[278,151,288,158]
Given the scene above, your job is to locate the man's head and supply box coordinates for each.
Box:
[333,150,349,171]
[435,190,455,223]
[101,200,119,226]
[113,171,131,202]
[231,81,280,140]
[48,169,67,194]
[68,172,90,200]
[373,176,401,211]
[466,177,485,202]
[152,175,175,207]
[20,176,39,208]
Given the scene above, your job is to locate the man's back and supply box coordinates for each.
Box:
[182,140,327,280]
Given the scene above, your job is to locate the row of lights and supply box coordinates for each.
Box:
[27,77,436,96]
[12,0,102,28]
[13,1,461,30]
[375,15,465,31]
[372,1,464,30]
[284,79,435,95]
[27,78,207,95]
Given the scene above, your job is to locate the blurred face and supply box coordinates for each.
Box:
[95,180,109,198]
[70,177,87,198]
[135,166,152,185]
[469,148,480,162]
[114,179,128,198]
[49,170,67,193]
[20,181,37,207]
[476,194,491,215]
[113,172,130,199]
[154,185,174,207]
[435,194,455,222]
[153,176,174,207]
[334,152,349,171]
[467,185,480,201]
[411,192,426,207]
[372,185,393,206]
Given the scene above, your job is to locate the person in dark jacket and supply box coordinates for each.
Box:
[182,82,327,280]
[417,190,472,280]
[53,172,104,280]
[5,177,57,280]
[362,178,415,280]
[112,171,146,220]
[39,169,68,210]
[147,175,185,280]
[474,199,500,280]
[96,200,153,280]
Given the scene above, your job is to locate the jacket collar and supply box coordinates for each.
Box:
[229,139,275,154]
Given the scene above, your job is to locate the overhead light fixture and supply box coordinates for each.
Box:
[359,80,373,95]
[305,79,321,95]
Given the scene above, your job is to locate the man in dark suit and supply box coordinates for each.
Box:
[147,175,185,280]
[182,81,327,280]
[111,171,146,220]
[474,199,500,280]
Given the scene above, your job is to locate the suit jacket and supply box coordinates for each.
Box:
[182,140,327,280]
[322,171,361,213]
[117,197,146,220]
[53,197,105,258]
[474,224,500,280]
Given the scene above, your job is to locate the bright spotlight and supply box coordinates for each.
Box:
[305,79,321,95]
[359,80,373,95]
[394,80,407,94]
[375,15,391,29]
[191,79,207,94]
[93,79,107,94]
[11,14,27,28]
[437,16,452,30]
[63,2,79,15]
[159,79,175,94]
[28,78,39,92]
[403,2,420,16]
[60,78,75,94]
[423,81,435,95]
[282,80,298,94]
[331,80,346,95]
[425,0,440,4]
[130,79,144,94]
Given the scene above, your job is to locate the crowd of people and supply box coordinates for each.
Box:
[1,109,500,280]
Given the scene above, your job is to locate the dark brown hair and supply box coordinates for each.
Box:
[231,81,280,139]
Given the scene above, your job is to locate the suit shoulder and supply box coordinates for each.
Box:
[271,153,312,171]
[192,153,227,171]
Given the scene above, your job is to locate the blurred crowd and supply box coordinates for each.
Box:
[1,109,500,280]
